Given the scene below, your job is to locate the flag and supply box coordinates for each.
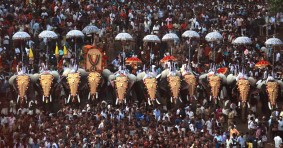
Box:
[63,45,68,56]
[55,43,59,58]
[29,47,34,60]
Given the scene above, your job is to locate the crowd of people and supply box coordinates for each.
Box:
[0,0,283,147]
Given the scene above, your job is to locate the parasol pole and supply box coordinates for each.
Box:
[21,40,24,66]
[46,39,49,69]
[75,38,77,66]
[272,46,275,77]
[188,38,191,72]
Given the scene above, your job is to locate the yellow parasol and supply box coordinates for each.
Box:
[55,43,59,58]
[63,45,68,56]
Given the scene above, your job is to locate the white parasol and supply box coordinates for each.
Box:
[182,30,200,38]
[66,30,85,39]
[232,36,252,45]
[162,32,179,42]
[38,30,58,68]
[12,31,31,66]
[82,25,100,34]
[265,37,283,46]
[143,34,161,43]
[38,30,58,39]
[115,32,133,41]
[115,31,133,69]
[12,31,31,40]
[66,30,85,66]
[205,31,223,42]
[265,37,283,76]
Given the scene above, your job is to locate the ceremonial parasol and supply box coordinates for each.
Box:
[182,30,200,38]
[126,56,142,65]
[115,31,133,69]
[66,30,85,65]
[182,30,200,71]
[255,60,270,69]
[162,32,179,55]
[217,67,228,74]
[232,36,252,45]
[39,30,58,68]
[265,37,283,76]
[143,34,161,66]
[12,31,31,66]
[82,25,100,45]
[160,55,177,63]
[205,31,223,72]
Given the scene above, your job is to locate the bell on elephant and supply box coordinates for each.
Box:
[87,71,101,100]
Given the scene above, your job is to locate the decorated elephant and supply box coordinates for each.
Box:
[198,71,227,104]
[227,73,257,121]
[257,76,283,110]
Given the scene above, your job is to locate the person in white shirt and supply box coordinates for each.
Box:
[274,135,282,148]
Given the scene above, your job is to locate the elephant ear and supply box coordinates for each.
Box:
[128,74,137,85]
[9,75,17,85]
[199,73,207,80]
[218,74,227,84]
[137,72,146,81]
[102,69,112,79]
[108,74,116,81]
[227,74,236,85]
[77,68,87,77]
[161,69,170,79]
[50,71,60,80]
[248,77,256,87]
[62,68,71,77]
[257,81,265,89]
[30,73,40,82]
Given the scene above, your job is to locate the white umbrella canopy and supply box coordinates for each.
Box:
[265,37,283,46]
[182,30,200,38]
[66,30,85,39]
[205,31,223,42]
[232,36,252,45]
[143,34,161,43]
[12,31,31,40]
[115,32,133,41]
[38,30,58,39]
[82,25,100,34]
[162,33,179,42]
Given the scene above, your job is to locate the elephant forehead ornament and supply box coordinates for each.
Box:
[208,75,221,101]
[267,81,279,109]
[88,72,101,100]
[16,75,30,104]
[167,76,181,103]
[115,76,128,104]
[237,79,250,103]
[183,74,197,99]
[39,74,54,103]
[66,73,81,103]
[144,78,158,105]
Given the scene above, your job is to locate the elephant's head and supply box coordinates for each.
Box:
[9,74,30,105]
[257,76,283,109]
[137,72,158,105]
[87,71,101,100]
[182,71,197,98]
[114,74,128,104]
[161,69,181,103]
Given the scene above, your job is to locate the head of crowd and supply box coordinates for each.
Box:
[0,0,283,147]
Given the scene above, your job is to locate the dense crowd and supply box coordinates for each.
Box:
[0,0,283,147]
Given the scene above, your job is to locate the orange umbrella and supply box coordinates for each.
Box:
[125,57,142,64]
[255,60,270,69]
[160,55,177,63]
[217,67,228,74]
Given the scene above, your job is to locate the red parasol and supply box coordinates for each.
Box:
[217,67,228,74]
[160,55,177,63]
[125,57,142,64]
[255,60,270,69]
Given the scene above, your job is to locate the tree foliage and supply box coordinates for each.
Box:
[268,0,283,14]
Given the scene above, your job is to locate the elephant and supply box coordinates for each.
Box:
[256,76,283,110]
[198,72,227,104]
[227,73,257,121]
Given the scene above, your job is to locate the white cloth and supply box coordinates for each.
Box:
[274,136,282,148]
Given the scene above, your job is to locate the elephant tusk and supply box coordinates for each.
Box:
[268,102,272,110]
[42,95,44,102]
[124,99,126,104]
[179,97,182,103]
[186,95,189,101]
[50,95,52,102]
[210,96,212,101]
[25,95,27,104]
[116,98,118,105]
[17,95,19,104]
[194,95,197,100]
[88,93,90,100]
[247,102,250,108]
[238,102,241,107]
[218,96,220,100]
[170,97,173,103]
[148,98,151,105]
[96,92,98,99]
[276,103,278,109]
[156,99,161,105]
[77,94,80,103]
[67,95,71,104]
